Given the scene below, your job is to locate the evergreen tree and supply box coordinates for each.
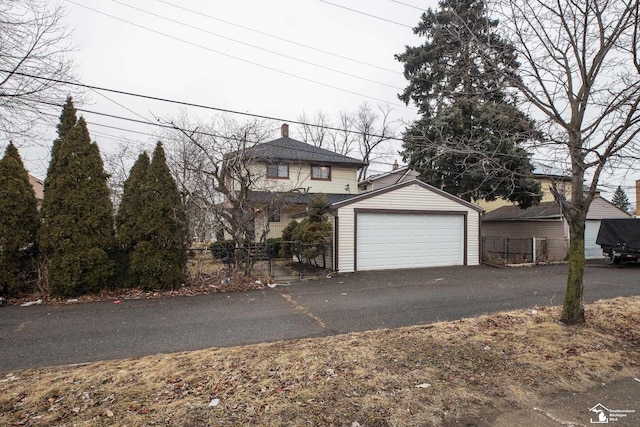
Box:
[129,142,187,290]
[51,96,78,162]
[116,152,150,250]
[57,96,78,140]
[0,143,39,296]
[611,186,631,213]
[114,152,150,287]
[40,112,115,296]
[292,194,332,263]
[396,0,542,208]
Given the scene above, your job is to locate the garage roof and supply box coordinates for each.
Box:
[330,179,484,212]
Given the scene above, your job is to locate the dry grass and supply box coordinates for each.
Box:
[1,297,639,426]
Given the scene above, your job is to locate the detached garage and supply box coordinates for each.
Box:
[329,180,483,272]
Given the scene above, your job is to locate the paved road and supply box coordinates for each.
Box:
[1,262,638,372]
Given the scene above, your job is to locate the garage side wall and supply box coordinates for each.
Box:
[335,184,480,272]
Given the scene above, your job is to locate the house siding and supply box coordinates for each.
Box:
[334,183,480,272]
[250,163,358,194]
[586,196,631,219]
[475,178,572,212]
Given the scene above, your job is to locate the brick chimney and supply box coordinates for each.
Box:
[281,123,289,138]
[636,179,640,216]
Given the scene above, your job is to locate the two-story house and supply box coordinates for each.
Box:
[240,124,367,240]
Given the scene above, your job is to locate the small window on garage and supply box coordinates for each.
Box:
[267,164,289,179]
[311,165,331,180]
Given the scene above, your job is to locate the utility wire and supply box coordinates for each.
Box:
[112,1,402,91]
[1,68,411,140]
[318,0,413,28]
[156,0,400,75]
[389,0,425,12]
[66,1,411,109]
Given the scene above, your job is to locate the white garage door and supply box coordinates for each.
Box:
[356,213,464,271]
[585,220,603,259]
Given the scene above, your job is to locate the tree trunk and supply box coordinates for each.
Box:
[560,213,586,324]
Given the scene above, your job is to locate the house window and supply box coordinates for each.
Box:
[311,165,331,180]
[269,209,281,223]
[267,164,289,179]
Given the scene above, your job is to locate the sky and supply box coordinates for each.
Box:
[8,0,640,208]
[19,0,428,175]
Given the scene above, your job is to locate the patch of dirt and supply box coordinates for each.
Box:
[3,273,272,307]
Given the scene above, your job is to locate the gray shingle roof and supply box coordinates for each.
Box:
[481,201,562,221]
[243,136,367,167]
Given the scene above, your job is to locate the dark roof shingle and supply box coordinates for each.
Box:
[482,201,562,221]
[242,136,367,167]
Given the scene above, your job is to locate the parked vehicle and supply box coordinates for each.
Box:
[596,218,640,264]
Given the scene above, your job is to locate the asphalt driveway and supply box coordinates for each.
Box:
[1,261,639,372]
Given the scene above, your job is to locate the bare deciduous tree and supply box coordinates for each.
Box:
[161,116,305,275]
[0,0,75,143]
[482,0,640,323]
[297,102,397,180]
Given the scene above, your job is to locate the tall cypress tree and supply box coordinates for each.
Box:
[0,143,39,296]
[40,110,115,296]
[115,152,150,286]
[129,142,187,290]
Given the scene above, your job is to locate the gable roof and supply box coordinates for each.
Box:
[330,179,484,212]
[243,136,367,167]
[482,194,632,222]
[358,165,418,185]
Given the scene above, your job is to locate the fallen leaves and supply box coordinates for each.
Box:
[0,297,639,426]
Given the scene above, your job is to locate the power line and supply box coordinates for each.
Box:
[389,0,425,12]
[66,1,411,109]
[1,69,410,140]
[156,0,400,75]
[318,0,414,28]
[112,1,402,91]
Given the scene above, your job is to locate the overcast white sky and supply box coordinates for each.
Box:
[14,0,639,207]
[27,0,427,173]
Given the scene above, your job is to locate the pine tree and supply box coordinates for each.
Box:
[611,186,631,213]
[129,142,187,290]
[396,0,542,208]
[40,110,115,296]
[0,143,39,296]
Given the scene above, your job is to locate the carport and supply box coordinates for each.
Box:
[329,180,483,272]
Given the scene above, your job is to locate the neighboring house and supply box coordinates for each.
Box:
[474,164,572,213]
[29,174,44,208]
[240,124,367,240]
[482,193,631,261]
[357,161,419,193]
